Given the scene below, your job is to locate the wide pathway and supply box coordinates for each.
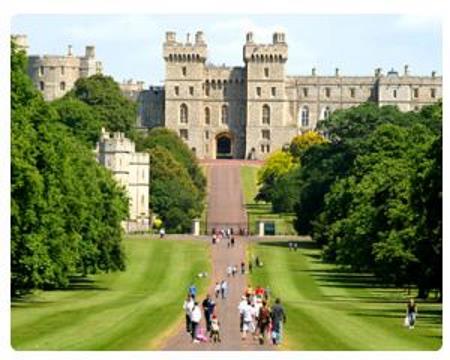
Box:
[162,160,272,350]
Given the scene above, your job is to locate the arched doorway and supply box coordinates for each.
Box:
[216,132,233,159]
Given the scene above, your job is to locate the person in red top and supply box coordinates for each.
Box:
[255,285,265,297]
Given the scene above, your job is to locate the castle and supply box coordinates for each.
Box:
[96,129,150,232]
[18,31,442,160]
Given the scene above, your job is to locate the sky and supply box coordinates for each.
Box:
[11,15,442,87]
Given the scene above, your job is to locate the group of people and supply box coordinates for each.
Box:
[238,286,285,345]
[288,241,299,251]
[214,280,228,299]
[211,229,236,248]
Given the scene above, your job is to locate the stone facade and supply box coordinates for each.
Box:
[135,31,442,160]
[96,130,150,232]
[24,35,103,101]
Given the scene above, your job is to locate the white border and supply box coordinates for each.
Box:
[1,1,448,360]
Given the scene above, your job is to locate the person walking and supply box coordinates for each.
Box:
[241,299,253,340]
[293,242,298,251]
[159,227,165,238]
[188,283,197,300]
[231,236,235,247]
[257,300,271,345]
[406,298,418,329]
[227,265,232,277]
[190,302,202,343]
[210,314,221,343]
[232,265,237,277]
[202,294,216,333]
[220,280,228,299]
[238,295,247,333]
[214,282,221,299]
[183,294,194,334]
[241,261,246,275]
[249,261,253,274]
[270,298,287,345]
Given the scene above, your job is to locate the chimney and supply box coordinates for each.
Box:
[335,68,340,77]
[68,44,73,56]
[375,67,382,77]
[431,71,436,78]
[312,67,316,76]
[186,33,191,45]
[404,64,409,76]
[85,46,95,58]
[246,32,254,44]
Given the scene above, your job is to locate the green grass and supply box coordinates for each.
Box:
[11,237,210,350]
[248,240,442,350]
[241,165,296,235]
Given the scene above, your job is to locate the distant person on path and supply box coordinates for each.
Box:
[231,237,235,247]
[202,294,216,333]
[220,280,228,299]
[188,283,197,300]
[183,294,194,334]
[241,261,246,274]
[264,286,271,301]
[270,298,287,345]
[293,242,298,251]
[256,256,261,267]
[232,265,237,277]
[190,302,202,343]
[257,300,271,345]
[212,234,217,245]
[159,228,165,238]
[406,298,418,329]
[249,262,253,274]
[214,282,221,298]
[210,314,221,343]
[288,242,292,251]
[227,265,232,277]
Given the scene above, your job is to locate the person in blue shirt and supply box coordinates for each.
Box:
[188,283,197,300]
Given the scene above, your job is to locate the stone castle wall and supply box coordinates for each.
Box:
[133,30,442,160]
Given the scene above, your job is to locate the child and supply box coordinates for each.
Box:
[210,314,221,343]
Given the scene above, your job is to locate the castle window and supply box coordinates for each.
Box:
[300,106,309,127]
[179,129,189,140]
[180,104,188,123]
[221,105,229,124]
[271,87,276,97]
[264,67,269,78]
[266,144,270,153]
[189,86,194,96]
[414,88,419,98]
[205,82,210,96]
[262,105,270,125]
[174,86,179,96]
[39,81,45,91]
[182,66,187,76]
[323,106,331,120]
[350,88,355,98]
[204,107,210,125]
[262,129,271,140]
[204,130,209,140]
[39,66,44,76]
[261,144,265,153]
[141,194,145,208]
[302,88,308,97]
[256,87,261,97]
[393,89,397,98]
[325,87,331,98]
[431,88,436,98]
[60,81,66,91]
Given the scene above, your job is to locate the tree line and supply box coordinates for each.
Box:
[257,102,442,298]
[11,42,206,294]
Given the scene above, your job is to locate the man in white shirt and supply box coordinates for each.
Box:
[190,302,202,343]
[182,294,194,334]
[238,296,247,333]
[241,300,253,340]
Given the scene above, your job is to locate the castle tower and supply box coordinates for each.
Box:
[243,32,291,159]
[163,31,208,156]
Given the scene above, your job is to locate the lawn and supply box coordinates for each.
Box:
[11,237,210,350]
[248,240,442,350]
[241,165,296,235]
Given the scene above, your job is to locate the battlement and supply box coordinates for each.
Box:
[11,34,29,52]
[243,31,288,63]
[163,30,208,63]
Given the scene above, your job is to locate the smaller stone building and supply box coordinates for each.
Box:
[96,129,150,232]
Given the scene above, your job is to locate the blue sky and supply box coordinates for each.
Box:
[12,15,441,87]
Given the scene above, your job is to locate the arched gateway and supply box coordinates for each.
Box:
[216,132,233,159]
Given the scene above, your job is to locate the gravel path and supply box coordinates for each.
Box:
[162,161,272,351]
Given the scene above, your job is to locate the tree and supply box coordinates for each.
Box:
[11,41,128,294]
[255,150,297,205]
[148,146,203,233]
[64,74,137,141]
[290,131,327,159]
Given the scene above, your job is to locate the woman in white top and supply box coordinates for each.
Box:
[190,302,202,342]
[183,294,194,333]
